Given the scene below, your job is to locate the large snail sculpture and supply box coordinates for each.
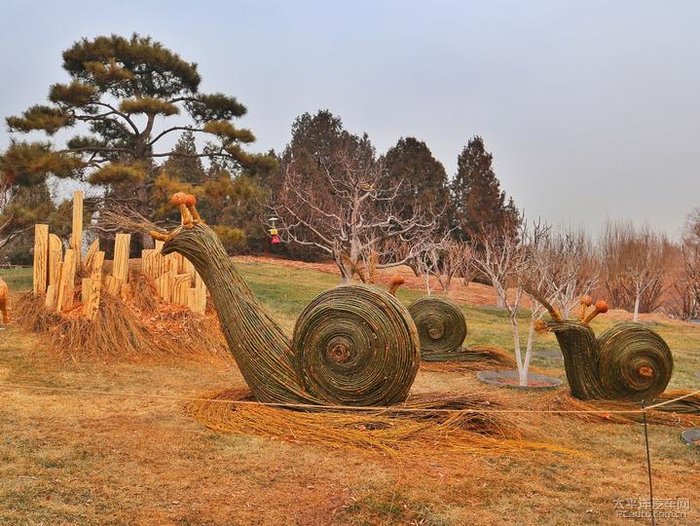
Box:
[530,291,673,401]
[152,193,420,407]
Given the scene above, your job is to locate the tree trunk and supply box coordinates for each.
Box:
[510,316,524,385]
[521,321,536,386]
[633,293,641,322]
[338,258,353,285]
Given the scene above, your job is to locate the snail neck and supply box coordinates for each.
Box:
[164,224,314,404]
[549,321,608,400]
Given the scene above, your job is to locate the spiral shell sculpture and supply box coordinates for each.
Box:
[596,322,673,401]
[408,297,467,360]
[294,286,420,406]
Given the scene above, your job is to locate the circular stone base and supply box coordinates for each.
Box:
[681,428,700,448]
[476,370,563,390]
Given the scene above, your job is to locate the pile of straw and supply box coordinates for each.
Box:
[14,274,228,361]
[185,388,576,457]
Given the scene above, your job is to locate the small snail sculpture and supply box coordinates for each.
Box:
[408,296,467,360]
[531,292,673,401]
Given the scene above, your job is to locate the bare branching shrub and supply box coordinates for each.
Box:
[601,221,673,321]
[413,235,475,294]
[668,209,700,320]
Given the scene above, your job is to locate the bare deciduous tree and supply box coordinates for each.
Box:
[472,222,598,386]
[472,222,531,385]
[413,235,475,295]
[272,136,437,284]
[540,229,599,319]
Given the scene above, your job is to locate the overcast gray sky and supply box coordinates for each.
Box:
[1,0,698,238]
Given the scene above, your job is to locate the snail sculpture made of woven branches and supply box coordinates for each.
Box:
[530,291,673,401]
[151,193,420,406]
[407,296,467,360]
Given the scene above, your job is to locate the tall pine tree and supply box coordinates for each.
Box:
[4,33,272,250]
[450,136,519,240]
[381,137,450,225]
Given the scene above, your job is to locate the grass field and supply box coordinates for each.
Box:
[0,262,699,525]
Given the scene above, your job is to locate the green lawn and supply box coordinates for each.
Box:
[3,261,698,390]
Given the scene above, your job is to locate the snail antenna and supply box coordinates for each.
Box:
[522,283,563,321]
[388,274,405,296]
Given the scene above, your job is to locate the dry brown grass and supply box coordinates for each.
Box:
[1,318,698,525]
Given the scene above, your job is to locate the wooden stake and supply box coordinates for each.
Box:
[83,276,102,321]
[45,242,61,308]
[70,190,84,264]
[173,274,191,305]
[33,224,49,294]
[45,284,57,310]
[81,277,92,303]
[56,249,76,312]
[113,233,131,283]
[47,233,63,290]
[84,239,99,273]
[91,251,105,279]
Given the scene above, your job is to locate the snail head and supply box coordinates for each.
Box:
[150,192,205,248]
[525,284,609,334]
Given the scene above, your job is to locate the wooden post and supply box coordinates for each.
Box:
[47,234,63,288]
[173,274,191,305]
[91,251,105,278]
[182,257,195,281]
[84,239,99,273]
[82,250,104,319]
[104,275,122,296]
[56,249,76,312]
[81,278,92,303]
[44,234,63,307]
[70,191,84,264]
[113,233,131,283]
[33,224,49,294]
